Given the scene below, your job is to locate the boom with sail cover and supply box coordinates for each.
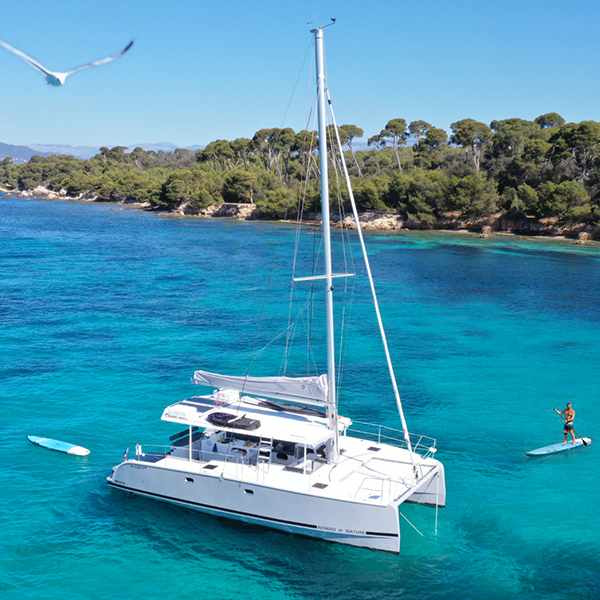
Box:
[192,369,329,407]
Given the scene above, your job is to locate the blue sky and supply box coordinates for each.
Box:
[1,0,599,149]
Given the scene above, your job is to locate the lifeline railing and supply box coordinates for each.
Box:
[122,442,310,468]
[345,420,438,457]
[122,443,255,465]
[122,439,326,488]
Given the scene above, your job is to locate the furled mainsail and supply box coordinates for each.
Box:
[192,369,329,407]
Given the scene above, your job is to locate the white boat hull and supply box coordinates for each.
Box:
[108,456,443,552]
[407,463,446,507]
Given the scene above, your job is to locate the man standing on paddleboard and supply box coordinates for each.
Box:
[554,403,576,445]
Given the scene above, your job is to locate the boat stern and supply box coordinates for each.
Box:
[407,461,446,507]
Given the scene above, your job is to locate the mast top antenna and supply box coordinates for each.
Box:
[310,17,337,33]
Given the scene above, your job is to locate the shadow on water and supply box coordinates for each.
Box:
[95,487,436,600]
[86,482,600,600]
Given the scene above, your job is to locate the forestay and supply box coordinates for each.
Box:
[192,369,329,407]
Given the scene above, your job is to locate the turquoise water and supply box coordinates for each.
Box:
[1,195,599,600]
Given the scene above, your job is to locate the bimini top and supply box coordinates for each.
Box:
[192,369,329,407]
[161,394,350,448]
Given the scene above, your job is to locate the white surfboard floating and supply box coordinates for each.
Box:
[526,437,592,457]
[28,435,90,456]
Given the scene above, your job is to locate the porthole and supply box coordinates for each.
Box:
[185,477,194,483]
[244,489,254,495]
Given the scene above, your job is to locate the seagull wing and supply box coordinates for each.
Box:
[65,39,134,76]
[0,37,54,77]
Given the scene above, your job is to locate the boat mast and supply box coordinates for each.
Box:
[313,26,339,462]
[326,91,415,460]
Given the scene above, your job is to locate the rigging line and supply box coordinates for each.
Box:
[278,36,315,188]
[281,297,321,378]
[285,107,317,374]
[399,511,425,537]
[279,320,298,376]
[250,294,318,377]
[326,88,416,463]
[284,182,304,372]
[335,199,357,396]
[324,113,359,400]
[325,121,348,398]
[229,308,302,377]
[306,116,325,377]
[435,468,440,537]
[287,129,322,377]
[290,101,316,285]
[308,216,318,375]
[276,36,313,131]
[267,37,315,183]
[295,109,314,221]
[328,125,359,274]
[281,290,319,374]
[284,61,318,373]
[250,312,302,368]
[289,121,315,296]
[240,59,320,382]
[335,240,357,398]
[242,225,287,392]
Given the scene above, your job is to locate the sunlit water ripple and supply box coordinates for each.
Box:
[1,195,599,600]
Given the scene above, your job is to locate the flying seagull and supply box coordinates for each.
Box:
[0,37,134,86]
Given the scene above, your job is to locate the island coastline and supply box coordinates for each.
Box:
[2,186,598,244]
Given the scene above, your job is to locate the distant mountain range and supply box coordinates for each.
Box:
[0,142,205,161]
[0,142,53,162]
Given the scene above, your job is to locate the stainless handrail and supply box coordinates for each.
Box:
[347,420,438,455]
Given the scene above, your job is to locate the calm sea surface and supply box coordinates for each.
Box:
[1,195,599,600]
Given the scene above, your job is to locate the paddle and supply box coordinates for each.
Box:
[553,408,588,446]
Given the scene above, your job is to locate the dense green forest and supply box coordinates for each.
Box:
[2,112,600,226]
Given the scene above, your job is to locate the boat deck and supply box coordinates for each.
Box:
[126,432,439,506]
[116,391,443,509]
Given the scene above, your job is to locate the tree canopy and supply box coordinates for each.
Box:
[3,112,600,227]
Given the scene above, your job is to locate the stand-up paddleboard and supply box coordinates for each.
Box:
[28,435,90,456]
[526,437,592,457]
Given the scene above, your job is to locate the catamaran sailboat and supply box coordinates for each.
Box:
[107,25,445,553]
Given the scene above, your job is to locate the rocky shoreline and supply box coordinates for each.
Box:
[3,186,599,242]
[2,185,102,203]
